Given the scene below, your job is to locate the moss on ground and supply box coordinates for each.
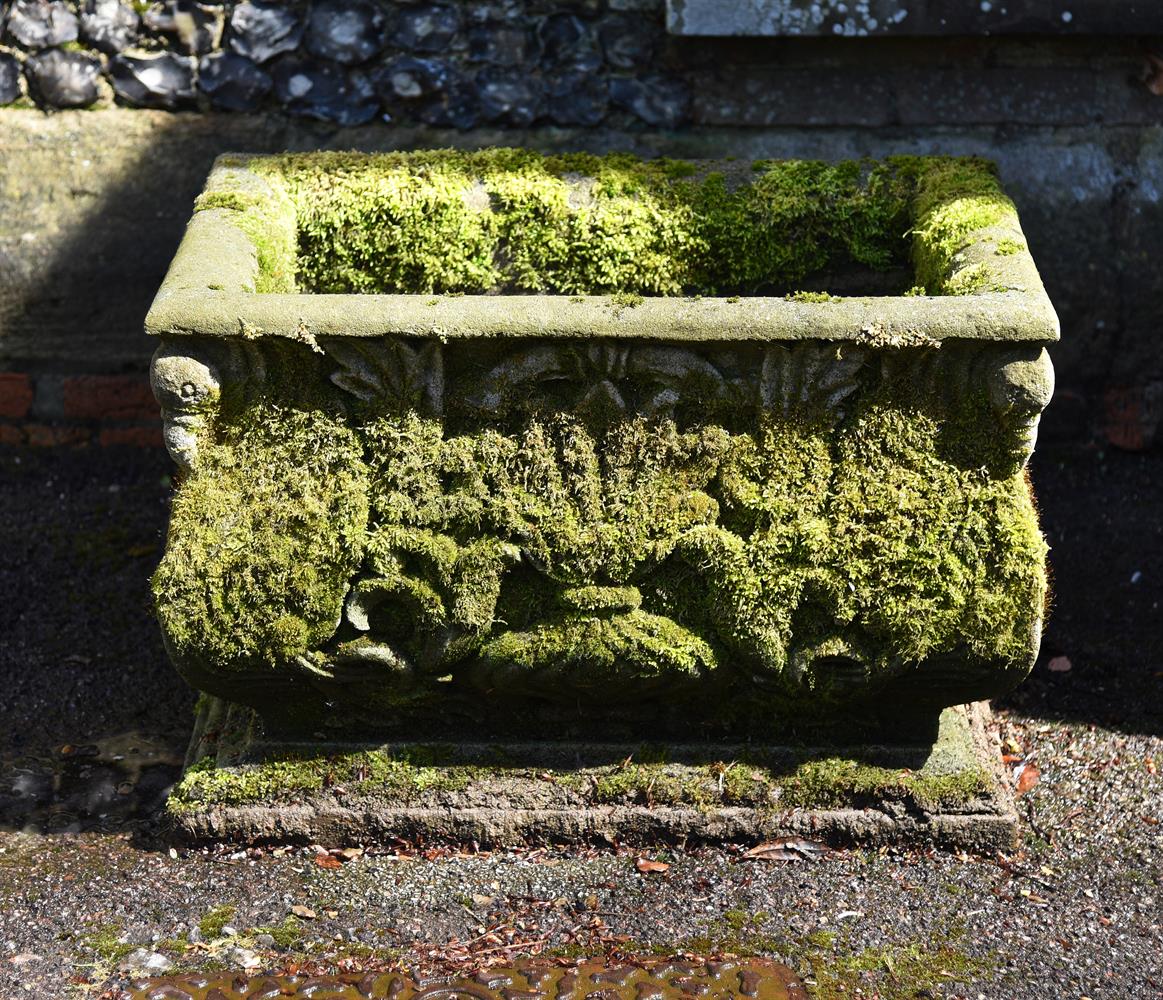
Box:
[211,150,1014,298]
[198,904,236,940]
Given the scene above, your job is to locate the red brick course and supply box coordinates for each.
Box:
[98,425,165,448]
[62,375,158,421]
[24,424,92,447]
[0,373,34,419]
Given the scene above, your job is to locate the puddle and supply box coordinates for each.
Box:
[124,958,807,1000]
[0,732,182,833]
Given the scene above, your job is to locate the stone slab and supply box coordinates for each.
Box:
[667,0,1163,36]
[169,701,1018,853]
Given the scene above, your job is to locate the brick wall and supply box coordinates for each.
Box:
[0,372,161,448]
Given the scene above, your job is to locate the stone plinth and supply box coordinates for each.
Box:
[149,150,1055,843]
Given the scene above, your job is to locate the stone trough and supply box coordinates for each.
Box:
[148,150,1057,849]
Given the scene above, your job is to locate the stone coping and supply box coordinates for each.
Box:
[145,151,1060,345]
[666,0,1163,37]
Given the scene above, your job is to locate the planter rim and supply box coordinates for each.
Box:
[147,287,1060,343]
[147,151,1060,344]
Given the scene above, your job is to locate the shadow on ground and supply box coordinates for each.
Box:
[0,437,1158,835]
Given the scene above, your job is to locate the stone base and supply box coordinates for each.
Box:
[169,699,1017,853]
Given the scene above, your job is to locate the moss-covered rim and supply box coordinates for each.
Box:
[146,149,1057,343]
[190,150,1029,299]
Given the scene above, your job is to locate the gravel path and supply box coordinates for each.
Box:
[0,442,1158,1000]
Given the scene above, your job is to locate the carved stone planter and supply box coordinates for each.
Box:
[150,151,1055,845]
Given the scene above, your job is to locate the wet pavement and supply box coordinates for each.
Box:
[0,440,1159,999]
[118,958,806,1000]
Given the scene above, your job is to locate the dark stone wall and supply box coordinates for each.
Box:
[1,1,1162,446]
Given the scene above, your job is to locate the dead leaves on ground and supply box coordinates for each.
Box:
[742,837,829,862]
[1014,761,1041,796]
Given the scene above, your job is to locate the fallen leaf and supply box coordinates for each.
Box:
[325,909,339,918]
[291,905,316,920]
[1047,655,1072,673]
[635,857,670,874]
[338,847,364,860]
[313,853,342,870]
[743,837,828,862]
[1015,762,1040,795]
[1145,757,1157,776]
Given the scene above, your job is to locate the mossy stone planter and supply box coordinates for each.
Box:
[149,150,1056,779]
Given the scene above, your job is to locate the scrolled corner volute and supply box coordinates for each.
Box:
[985,345,1055,468]
[150,342,224,470]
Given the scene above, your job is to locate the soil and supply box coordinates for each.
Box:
[0,438,1158,1000]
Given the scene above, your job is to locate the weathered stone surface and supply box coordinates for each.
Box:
[170,699,1017,852]
[0,54,21,105]
[304,0,386,66]
[198,51,271,112]
[6,111,1129,422]
[666,0,1163,36]
[146,150,1055,749]
[226,0,303,64]
[272,58,380,125]
[79,0,139,55]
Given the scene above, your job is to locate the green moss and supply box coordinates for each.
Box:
[785,291,841,303]
[995,237,1026,256]
[169,748,482,812]
[253,917,304,950]
[84,924,134,963]
[609,291,645,308]
[153,403,369,673]
[943,260,991,296]
[901,155,1018,294]
[158,368,1043,709]
[574,754,987,811]
[198,905,236,940]
[809,935,992,1000]
[194,170,298,293]
[241,150,938,296]
[190,151,1024,299]
[781,757,990,809]
[826,397,1047,672]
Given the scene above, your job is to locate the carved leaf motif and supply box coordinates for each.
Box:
[759,343,866,419]
[325,338,444,413]
[468,341,731,417]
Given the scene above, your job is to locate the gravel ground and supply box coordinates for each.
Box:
[0,441,1158,1000]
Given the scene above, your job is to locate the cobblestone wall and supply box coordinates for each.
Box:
[0,0,688,128]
